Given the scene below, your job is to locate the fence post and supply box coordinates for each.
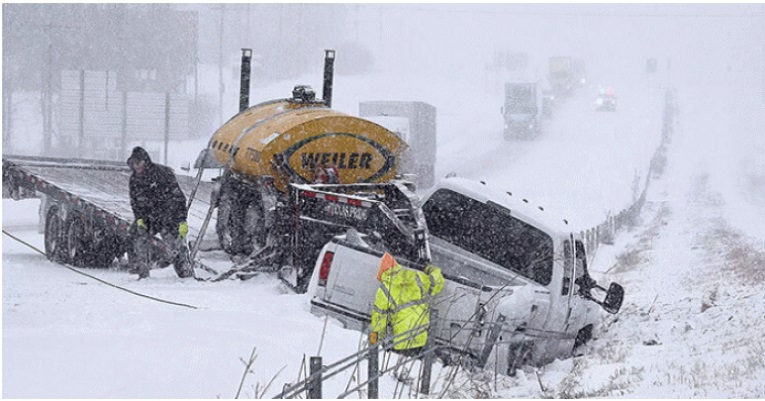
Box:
[79,69,85,156]
[164,92,170,165]
[309,356,322,399]
[419,309,438,395]
[477,314,506,368]
[121,91,128,159]
[368,342,379,399]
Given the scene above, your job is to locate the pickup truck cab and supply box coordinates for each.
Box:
[308,176,624,376]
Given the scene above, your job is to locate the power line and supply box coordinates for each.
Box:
[376,5,763,19]
[2,229,199,310]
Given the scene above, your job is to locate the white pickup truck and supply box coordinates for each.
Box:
[307,176,624,375]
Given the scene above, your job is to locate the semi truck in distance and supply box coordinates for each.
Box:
[502,81,541,140]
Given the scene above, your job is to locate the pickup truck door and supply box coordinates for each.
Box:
[546,238,576,339]
[566,239,591,334]
[428,236,515,353]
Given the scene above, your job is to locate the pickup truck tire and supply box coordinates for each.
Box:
[573,324,594,351]
[44,206,67,263]
[507,342,533,377]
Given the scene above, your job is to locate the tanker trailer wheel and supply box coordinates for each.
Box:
[216,189,266,256]
[44,206,67,263]
[64,213,93,267]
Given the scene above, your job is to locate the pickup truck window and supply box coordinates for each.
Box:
[562,240,572,295]
[574,240,590,296]
[422,189,554,286]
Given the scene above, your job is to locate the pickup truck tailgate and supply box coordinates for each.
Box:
[311,240,381,329]
[311,237,506,357]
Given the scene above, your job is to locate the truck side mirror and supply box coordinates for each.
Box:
[603,282,624,314]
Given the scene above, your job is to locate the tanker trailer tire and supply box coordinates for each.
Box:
[44,206,68,263]
[216,188,266,256]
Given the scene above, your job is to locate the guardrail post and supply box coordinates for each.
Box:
[419,309,438,395]
[309,356,322,399]
[368,343,379,399]
[477,314,506,368]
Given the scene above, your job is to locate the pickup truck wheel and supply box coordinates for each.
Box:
[44,206,67,263]
[64,214,91,267]
[573,325,593,351]
[507,342,533,377]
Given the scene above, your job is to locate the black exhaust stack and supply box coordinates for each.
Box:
[322,49,335,108]
[239,48,252,112]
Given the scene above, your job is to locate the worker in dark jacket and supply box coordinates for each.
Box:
[126,146,192,279]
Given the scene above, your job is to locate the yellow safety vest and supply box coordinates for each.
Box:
[370,264,445,350]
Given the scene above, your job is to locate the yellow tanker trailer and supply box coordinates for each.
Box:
[199,51,427,292]
[210,85,408,257]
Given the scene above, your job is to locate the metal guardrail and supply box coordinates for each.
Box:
[579,88,677,256]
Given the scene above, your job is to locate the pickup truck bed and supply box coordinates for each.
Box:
[308,235,519,361]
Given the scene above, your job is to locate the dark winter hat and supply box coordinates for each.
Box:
[127,146,152,168]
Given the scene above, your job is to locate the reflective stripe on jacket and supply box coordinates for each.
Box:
[370,264,445,350]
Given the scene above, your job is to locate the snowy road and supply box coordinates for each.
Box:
[4,64,765,397]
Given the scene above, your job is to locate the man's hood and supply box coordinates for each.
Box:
[127,146,153,169]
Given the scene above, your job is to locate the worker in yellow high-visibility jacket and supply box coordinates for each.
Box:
[370,252,444,357]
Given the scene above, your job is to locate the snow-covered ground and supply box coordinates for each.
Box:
[5,12,765,398]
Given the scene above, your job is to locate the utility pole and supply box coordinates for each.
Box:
[3,10,13,153]
[2,71,11,153]
[42,24,54,156]
[218,4,225,126]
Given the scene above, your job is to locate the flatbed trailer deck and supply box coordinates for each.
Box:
[3,154,218,271]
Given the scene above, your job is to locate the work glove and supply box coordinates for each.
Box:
[179,221,189,239]
[369,331,379,345]
[136,218,147,231]
[424,264,437,274]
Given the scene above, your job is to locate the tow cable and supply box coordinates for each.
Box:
[2,229,198,310]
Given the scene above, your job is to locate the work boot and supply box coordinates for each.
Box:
[128,264,150,278]
[173,244,194,278]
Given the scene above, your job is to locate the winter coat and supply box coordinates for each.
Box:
[127,147,188,234]
[371,263,445,350]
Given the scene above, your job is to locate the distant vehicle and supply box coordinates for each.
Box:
[572,58,587,87]
[541,88,555,119]
[548,57,574,97]
[502,82,541,140]
[596,86,617,112]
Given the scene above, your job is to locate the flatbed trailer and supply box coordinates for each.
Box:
[2,154,217,272]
